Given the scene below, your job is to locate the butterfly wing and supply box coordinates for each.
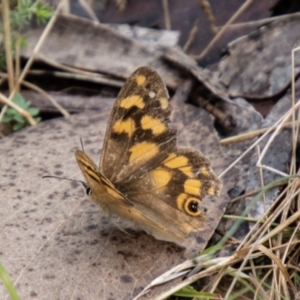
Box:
[100,66,222,247]
[76,150,176,238]
[100,66,176,184]
[75,150,133,209]
[116,147,222,246]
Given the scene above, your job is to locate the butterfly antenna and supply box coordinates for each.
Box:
[43,175,90,195]
[42,175,86,186]
[80,137,85,152]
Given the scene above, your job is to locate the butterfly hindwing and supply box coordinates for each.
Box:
[115,147,221,244]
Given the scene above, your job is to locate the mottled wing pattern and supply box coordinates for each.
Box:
[116,147,222,243]
[100,67,176,184]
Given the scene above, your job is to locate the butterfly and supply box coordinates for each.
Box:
[75,66,222,254]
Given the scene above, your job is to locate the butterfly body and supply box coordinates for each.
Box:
[75,66,222,250]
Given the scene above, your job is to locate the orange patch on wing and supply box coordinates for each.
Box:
[164,154,188,168]
[178,166,193,177]
[163,153,176,162]
[150,168,171,189]
[159,97,168,109]
[200,167,210,177]
[113,118,135,137]
[136,75,146,85]
[207,186,218,195]
[163,154,193,176]
[120,95,145,109]
[184,179,202,196]
[176,193,187,210]
[129,142,159,163]
[141,115,166,135]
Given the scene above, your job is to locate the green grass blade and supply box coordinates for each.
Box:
[0,262,20,300]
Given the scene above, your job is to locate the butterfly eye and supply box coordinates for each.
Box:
[86,186,92,196]
[184,197,201,217]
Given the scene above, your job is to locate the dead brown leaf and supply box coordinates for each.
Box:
[0,97,235,299]
[218,12,300,99]
[22,14,182,89]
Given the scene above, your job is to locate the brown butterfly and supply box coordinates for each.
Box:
[75,66,222,254]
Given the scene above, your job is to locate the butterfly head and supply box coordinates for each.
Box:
[75,149,131,209]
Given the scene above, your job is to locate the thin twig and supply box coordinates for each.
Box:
[220,119,300,146]
[290,46,300,174]
[183,21,198,52]
[78,0,100,23]
[219,101,300,179]
[21,80,70,118]
[199,0,218,34]
[60,0,70,13]
[28,69,123,87]
[2,0,14,93]
[1,2,64,126]
[30,52,124,87]
[217,13,297,31]
[15,31,21,93]
[256,102,300,168]
[192,0,252,60]
[0,71,70,117]
[16,4,62,88]
[0,93,36,124]
[162,0,171,30]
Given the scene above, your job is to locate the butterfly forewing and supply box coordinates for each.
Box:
[100,67,176,183]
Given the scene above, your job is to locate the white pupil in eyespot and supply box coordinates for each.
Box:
[189,200,198,213]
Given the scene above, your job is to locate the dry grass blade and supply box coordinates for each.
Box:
[258,205,300,246]
[0,73,70,118]
[0,2,66,125]
[219,101,300,178]
[192,0,253,60]
[257,244,296,294]
[183,21,198,52]
[28,69,123,88]
[198,0,218,34]
[220,119,300,146]
[34,53,124,87]
[0,93,36,125]
[127,52,300,296]
[290,46,300,175]
[78,0,99,22]
[2,0,14,93]
[256,47,300,176]
[139,173,300,299]
[221,57,300,297]
[20,81,70,118]
[151,256,242,299]
[227,178,300,298]
[162,0,171,30]
[15,3,63,89]
[0,0,28,124]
